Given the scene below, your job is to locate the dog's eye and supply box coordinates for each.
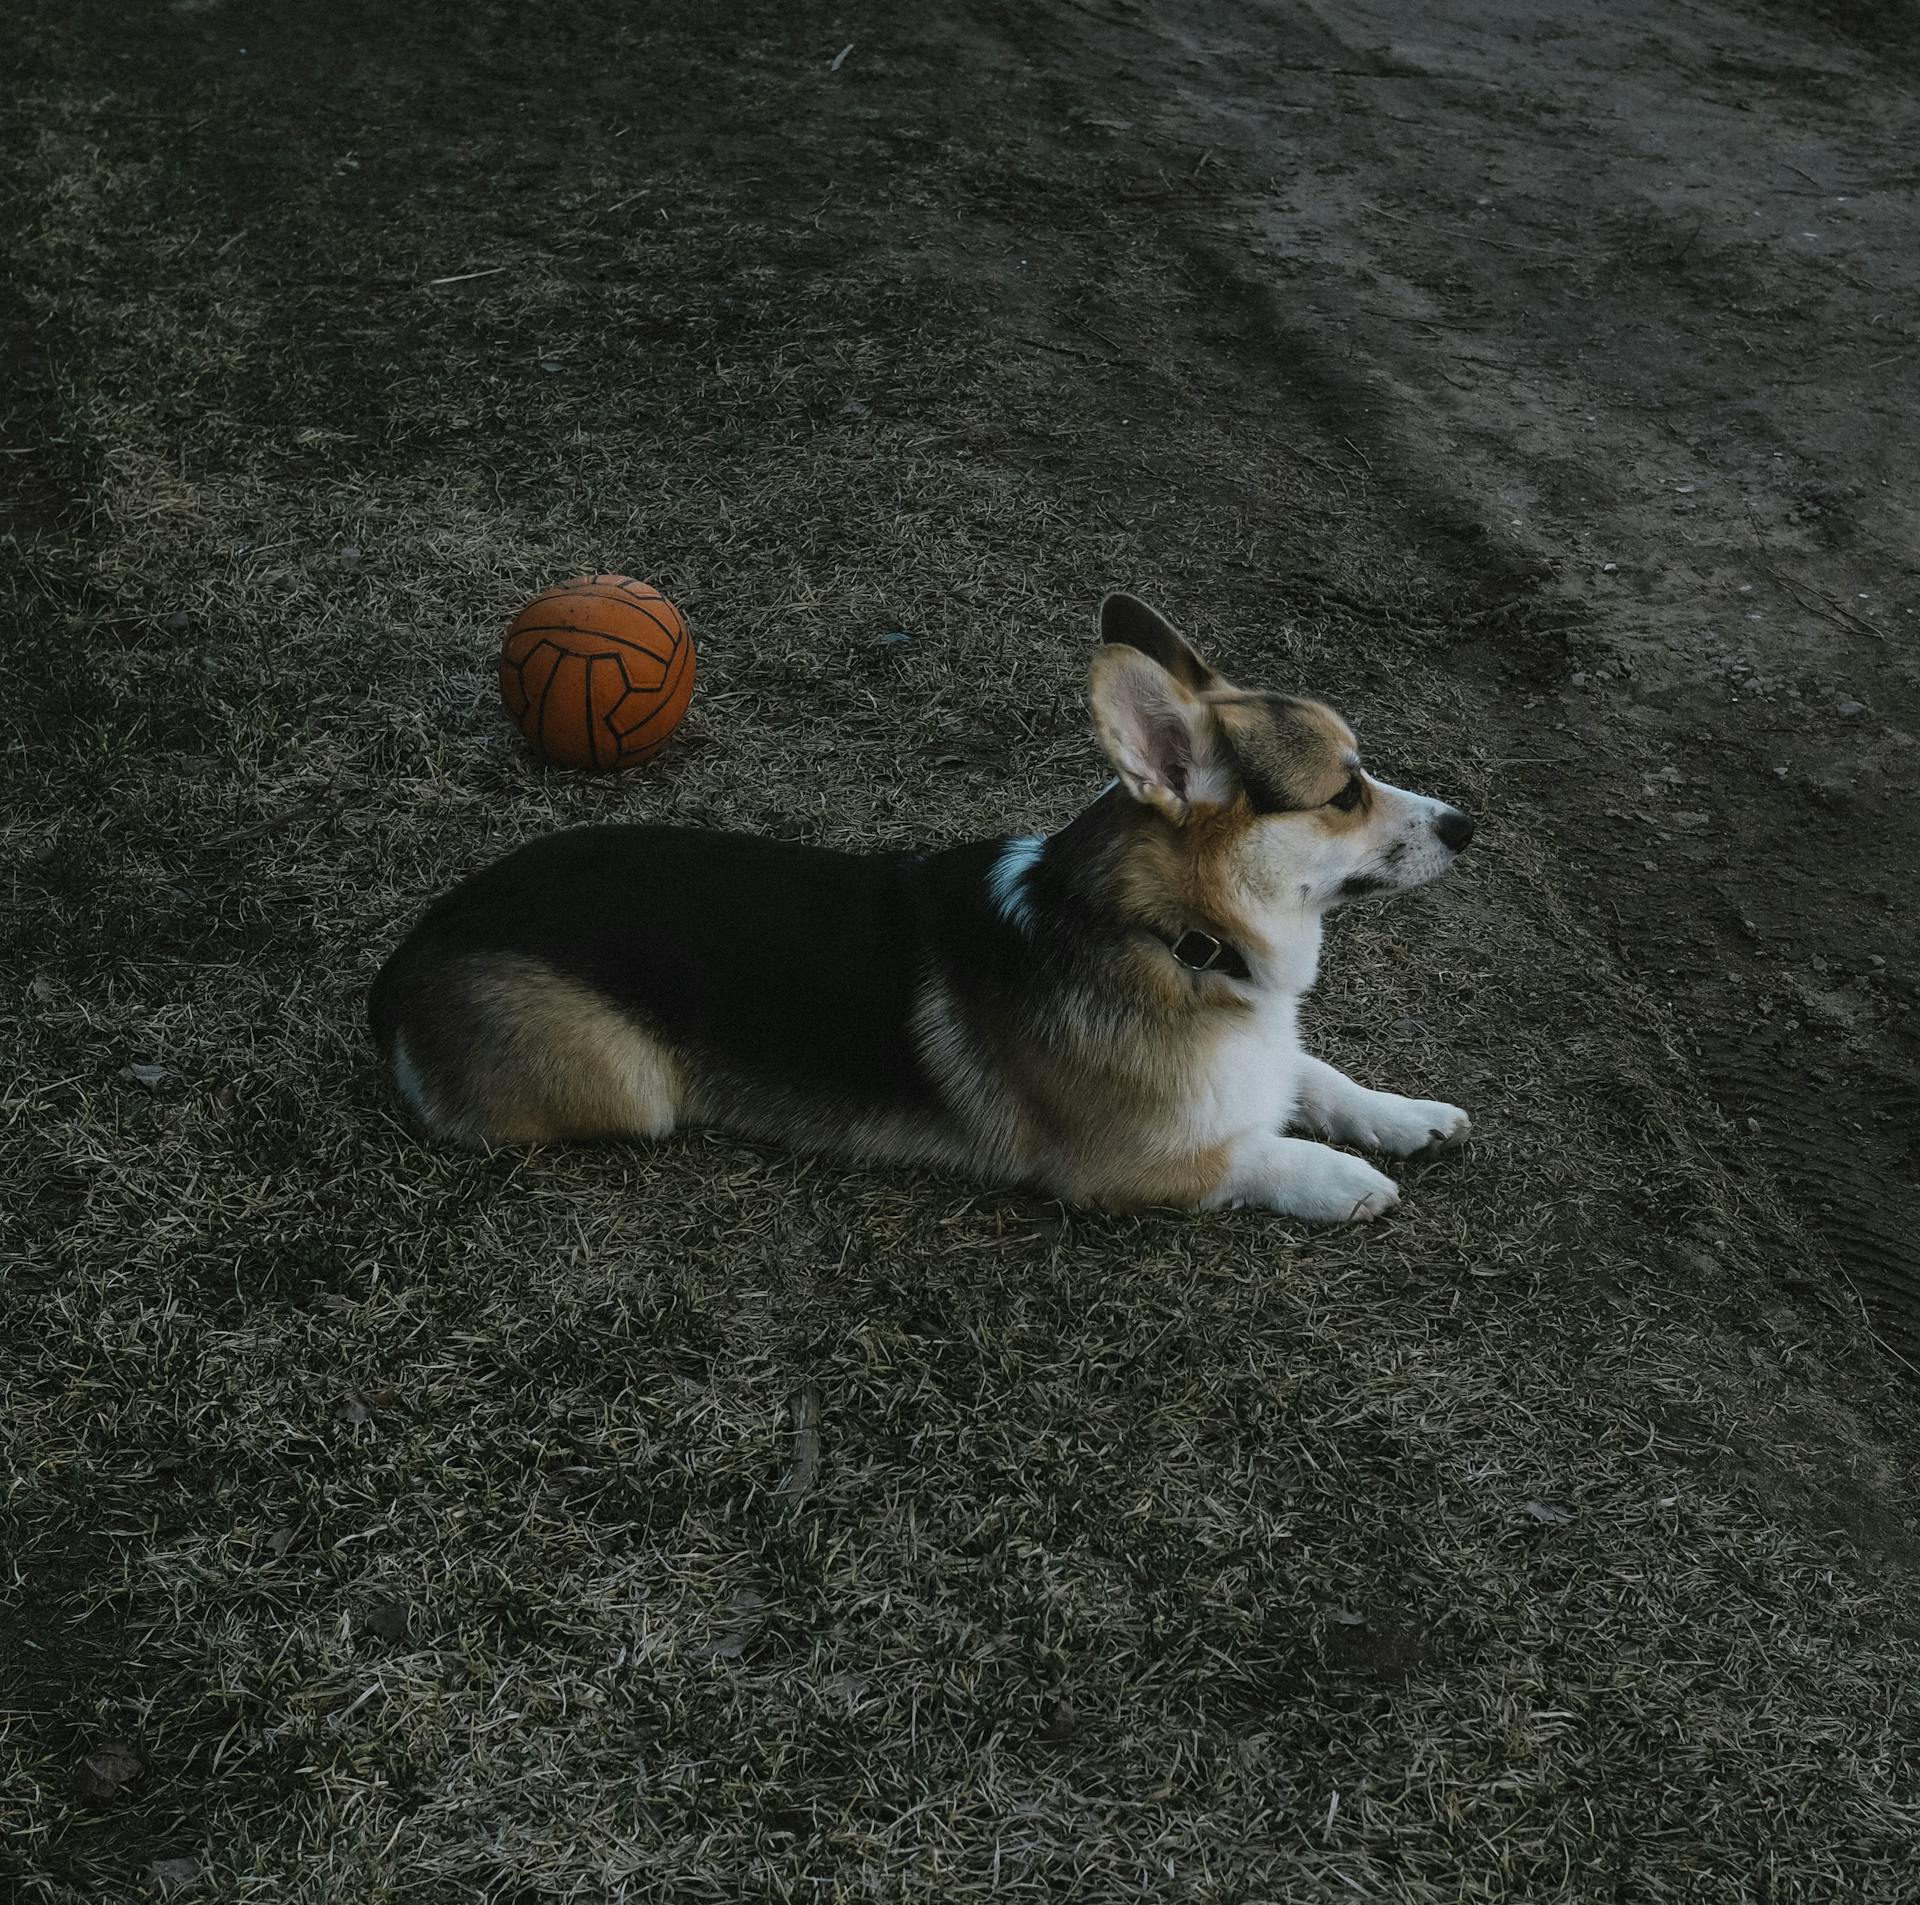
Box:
[1327,774,1365,813]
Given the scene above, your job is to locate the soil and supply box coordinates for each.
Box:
[1006,0,1920,1351]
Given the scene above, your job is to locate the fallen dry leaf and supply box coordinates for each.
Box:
[74,1739,143,1803]
[361,1600,410,1644]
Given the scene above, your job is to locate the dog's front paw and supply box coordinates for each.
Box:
[1353,1093,1470,1159]
[1409,1100,1471,1159]
[1288,1149,1402,1224]
[1212,1135,1405,1223]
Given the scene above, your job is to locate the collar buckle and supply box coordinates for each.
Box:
[1171,929,1228,973]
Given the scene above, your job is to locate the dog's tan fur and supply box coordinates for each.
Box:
[398,956,683,1145]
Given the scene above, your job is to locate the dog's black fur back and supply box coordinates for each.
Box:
[370,825,1022,1120]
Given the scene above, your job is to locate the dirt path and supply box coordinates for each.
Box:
[1010,0,1920,1352]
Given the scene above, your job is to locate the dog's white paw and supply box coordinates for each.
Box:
[1352,1094,1471,1159]
[1287,1150,1402,1224]
[1212,1135,1404,1223]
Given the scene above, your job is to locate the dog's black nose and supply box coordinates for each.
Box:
[1434,808,1475,853]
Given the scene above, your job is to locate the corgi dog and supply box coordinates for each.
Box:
[369,594,1474,1222]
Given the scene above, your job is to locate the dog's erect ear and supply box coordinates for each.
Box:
[1089,646,1236,820]
[1099,593,1221,695]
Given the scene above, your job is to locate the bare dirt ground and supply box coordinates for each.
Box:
[1020,0,1920,1352]
[5,1,1920,1900]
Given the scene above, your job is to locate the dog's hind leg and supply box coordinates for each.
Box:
[383,955,684,1148]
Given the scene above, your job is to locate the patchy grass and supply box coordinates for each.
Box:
[5,3,1919,1901]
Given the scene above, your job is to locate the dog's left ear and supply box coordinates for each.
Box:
[1099,593,1222,695]
[1089,645,1236,820]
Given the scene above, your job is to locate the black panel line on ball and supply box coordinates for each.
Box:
[591,624,679,662]
[616,645,692,742]
[507,616,651,638]
[534,642,566,759]
[620,589,672,613]
[524,592,683,642]
[610,676,685,748]
[588,654,612,770]
[508,620,678,661]
[621,602,685,644]
[624,638,690,727]
[597,657,634,758]
[564,598,683,646]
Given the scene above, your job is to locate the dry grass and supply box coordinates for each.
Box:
[5,4,1919,1900]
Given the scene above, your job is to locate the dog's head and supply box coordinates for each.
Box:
[1089,593,1474,917]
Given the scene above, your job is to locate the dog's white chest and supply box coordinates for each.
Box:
[1187,989,1308,1145]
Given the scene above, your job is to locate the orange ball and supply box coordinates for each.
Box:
[499,575,695,771]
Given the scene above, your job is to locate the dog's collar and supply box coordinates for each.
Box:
[1166,928,1253,981]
